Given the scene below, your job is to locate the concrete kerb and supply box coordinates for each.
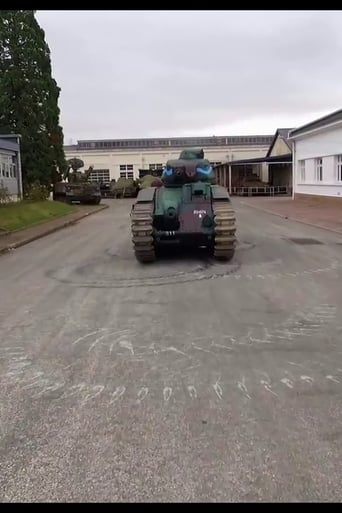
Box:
[0,203,109,255]
[240,200,342,236]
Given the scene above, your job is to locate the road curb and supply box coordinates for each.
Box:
[240,201,342,236]
[0,204,109,255]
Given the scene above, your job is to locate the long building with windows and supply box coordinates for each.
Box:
[64,135,273,183]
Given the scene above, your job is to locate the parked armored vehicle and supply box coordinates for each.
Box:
[53,158,101,204]
[111,177,139,198]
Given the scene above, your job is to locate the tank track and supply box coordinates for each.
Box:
[131,201,156,263]
[212,201,237,261]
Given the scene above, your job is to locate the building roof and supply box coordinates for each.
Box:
[64,134,273,152]
[0,136,20,152]
[266,128,293,157]
[289,108,342,138]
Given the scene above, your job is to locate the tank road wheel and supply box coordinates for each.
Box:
[213,202,237,261]
[131,202,156,263]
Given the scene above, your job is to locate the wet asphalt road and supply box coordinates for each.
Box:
[0,198,342,502]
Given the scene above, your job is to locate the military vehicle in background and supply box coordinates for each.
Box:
[131,148,236,263]
[139,174,163,189]
[111,177,139,198]
[53,158,101,205]
[99,181,111,198]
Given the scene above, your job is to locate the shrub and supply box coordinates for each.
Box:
[0,181,11,204]
[25,180,50,201]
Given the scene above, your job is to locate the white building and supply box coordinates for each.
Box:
[290,108,342,199]
[64,135,273,183]
[0,134,23,200]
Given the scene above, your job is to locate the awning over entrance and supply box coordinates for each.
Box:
[222,153,292,166]
[214,153,292,193]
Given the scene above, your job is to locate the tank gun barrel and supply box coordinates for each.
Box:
[84,165,94,179]
[63,165,72,182]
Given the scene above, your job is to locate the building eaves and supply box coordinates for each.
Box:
[289,108,342,138]
[0,133,21,139]
[63,145,78,151]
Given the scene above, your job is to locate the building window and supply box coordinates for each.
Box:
[315,158,323,181]
[149,164,163,171]
[120,164,133,171]
[299,160,305,182]
[89,169,110,183]
[10,163,16,178]
[209,161,222,167]
[120,171,134,179]
[336,155,342,182]
[0,154,12,178]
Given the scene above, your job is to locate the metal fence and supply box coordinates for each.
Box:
[231,186,291,197]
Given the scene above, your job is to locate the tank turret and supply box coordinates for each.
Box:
[161,148,215,186]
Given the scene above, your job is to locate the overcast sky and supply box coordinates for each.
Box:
[36,10,342,144]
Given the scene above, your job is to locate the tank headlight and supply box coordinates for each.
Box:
[163,167,173,177]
